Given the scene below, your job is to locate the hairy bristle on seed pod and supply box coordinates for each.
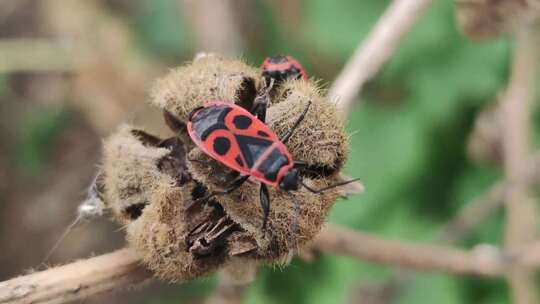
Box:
[269,80,349,174]
[150,55,261,122]
[126,182,228,282]
[102,124,174,223]
[100,56,356,281]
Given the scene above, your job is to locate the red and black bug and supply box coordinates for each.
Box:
[164,81,356,231]
[261,55,307,85]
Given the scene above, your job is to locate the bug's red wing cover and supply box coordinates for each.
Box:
[187,102,284,179]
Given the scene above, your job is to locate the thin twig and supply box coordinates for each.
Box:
[180,0,244,56]
[0,249,151,304]
[501,24,540,304]
[329,0,433,112]
[310,224,505,276]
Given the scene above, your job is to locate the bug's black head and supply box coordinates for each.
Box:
[279,169,300,191]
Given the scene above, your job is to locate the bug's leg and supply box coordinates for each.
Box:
[251,78,274,123]
[187,175,250,209]
[300,177,361,194]
[279,100,312,144]
[163,110,188,135]
[293,160,307,169]
[259,183,270,232]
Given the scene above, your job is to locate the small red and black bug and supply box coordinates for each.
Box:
[261,55,307,85]
[164,83,356,231]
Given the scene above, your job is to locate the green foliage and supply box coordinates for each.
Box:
[15,107,71,175]
[134,0,192,59]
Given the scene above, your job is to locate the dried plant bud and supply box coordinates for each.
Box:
[455,0,540,40]
[467,101,503,165]
[101,124,177,223]
[100,56,358,281]
[269,80,349,173]
[126,183,228,282]
[150,55,261,122]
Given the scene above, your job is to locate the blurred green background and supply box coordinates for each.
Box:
[0,0,533,303]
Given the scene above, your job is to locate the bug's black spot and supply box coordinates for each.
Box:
[192,106,231,141]
[257,130,270,138]
[235,155,244,167]
[233,115,252,129]
[214,137,231,156]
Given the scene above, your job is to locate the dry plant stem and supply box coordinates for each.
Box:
[329,0,432,112]
[501,24,540,304]
[180,0,244,56]
[2,222,535,304]
[0,249,151,304]
[313,224,504,276]
[206,259,258,304]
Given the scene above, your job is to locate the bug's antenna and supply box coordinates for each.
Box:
[41,172,105,267]
[300,177,361,194]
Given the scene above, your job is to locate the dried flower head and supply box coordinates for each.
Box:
[99,56,357,281]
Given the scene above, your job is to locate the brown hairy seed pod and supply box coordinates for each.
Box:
[100,56,356,281]
[455,0,540,40]
[102,124,239,281]
[126,182,228,282]
[150,54,261,122]
[102,124,175,223]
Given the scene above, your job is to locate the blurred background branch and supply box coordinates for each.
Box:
[329,0,432,112]
[501,23,540,304]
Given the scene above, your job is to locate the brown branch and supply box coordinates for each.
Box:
[180,0,244,56]
[0,249,151,304]
[329,0,433,112]
[6,221,540,304]
[206,259,258,304]
[501,24,540,304]
[310,224,505,276]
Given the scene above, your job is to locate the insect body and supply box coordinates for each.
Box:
[262,55,307,85]
[182,96,357,231]
[188,102,295,189]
